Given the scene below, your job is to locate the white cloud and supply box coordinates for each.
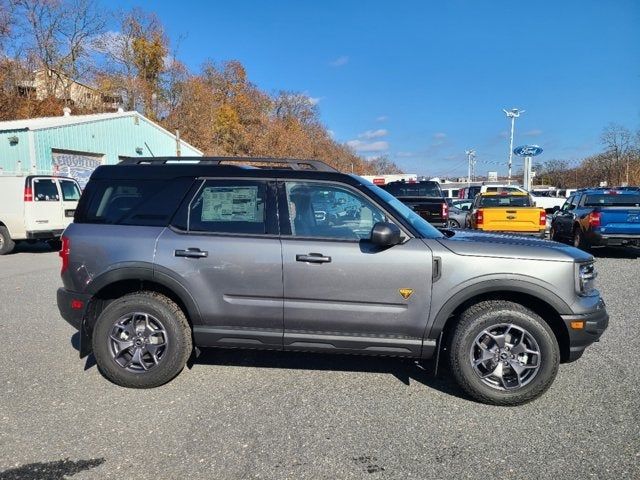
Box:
[376,115,388,122]
[329,55,349,67]
[347,140,389,152]
[307,96,321,106]
[358,129,388,139]
[433,132,447,139]
[396,151,414,158]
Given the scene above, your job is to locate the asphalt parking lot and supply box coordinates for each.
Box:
[1,243,639,479]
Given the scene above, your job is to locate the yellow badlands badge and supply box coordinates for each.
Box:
[399,288,414,300]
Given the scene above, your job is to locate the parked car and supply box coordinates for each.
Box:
[470,192,547,238]
[446,199,472,228]
[550,188,640,249]
[0,175,81,254]
[380,180,449,228]
[57,157,608,406]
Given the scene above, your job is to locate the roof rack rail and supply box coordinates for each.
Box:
[118,156,338,172]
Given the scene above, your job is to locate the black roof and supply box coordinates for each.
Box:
[91,156,362,186]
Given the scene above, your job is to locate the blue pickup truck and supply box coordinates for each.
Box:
[550,188,640,249]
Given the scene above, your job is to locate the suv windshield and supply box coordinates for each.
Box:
[360,181,443,238]
[382,182,442,197]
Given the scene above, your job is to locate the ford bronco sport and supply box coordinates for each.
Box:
[57,157,608,405]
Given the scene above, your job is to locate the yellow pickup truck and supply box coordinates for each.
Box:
[470,192,547,237]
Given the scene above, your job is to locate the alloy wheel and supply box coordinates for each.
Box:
[469,323,541,391]
[109,312,168,373]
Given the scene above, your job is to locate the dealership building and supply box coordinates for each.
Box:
[0,109,202,187]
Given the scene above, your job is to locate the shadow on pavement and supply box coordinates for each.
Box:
[0,458,105,480]
[9,241,56,254]
[190,348,468,401]
[71,332,466,400]
[590,246,640,259]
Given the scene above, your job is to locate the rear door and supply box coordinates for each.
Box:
[57,178,82,228]
[279,180,433,356]
[154,178,284,349]
[24,177,66,234]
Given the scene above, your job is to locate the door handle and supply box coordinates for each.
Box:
[296,253,331,264]
[175,248,208,258]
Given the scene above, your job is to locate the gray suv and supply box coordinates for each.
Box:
[57,157,608,405]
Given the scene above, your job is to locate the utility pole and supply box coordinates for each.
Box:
[503,108,524,184]
[465,149,476,186]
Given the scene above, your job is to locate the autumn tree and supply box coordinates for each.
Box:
[94,9,168,119]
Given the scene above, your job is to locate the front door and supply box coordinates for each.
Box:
[279,180,433,356]
[154,179,284,349]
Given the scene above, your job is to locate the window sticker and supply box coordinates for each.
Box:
[201,187,259,222]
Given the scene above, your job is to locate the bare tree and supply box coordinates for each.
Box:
[13,0,105,102]
[601,123,633,185]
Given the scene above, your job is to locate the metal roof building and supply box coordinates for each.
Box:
[0,110,202,187]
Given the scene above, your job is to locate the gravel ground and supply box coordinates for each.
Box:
[0,243,638,479]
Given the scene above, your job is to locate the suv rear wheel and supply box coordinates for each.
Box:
[0,226,15,255]
[449,300,559,406]
[92,292,192,388]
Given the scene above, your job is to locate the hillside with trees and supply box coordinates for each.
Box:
[0,0,395,174]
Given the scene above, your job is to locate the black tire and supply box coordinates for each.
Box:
[448,300,560,406]
[92,292,192,388]
[549,225,560,242]
[573,227,588,250]
[448,219,460,229]
[0,226,15,255]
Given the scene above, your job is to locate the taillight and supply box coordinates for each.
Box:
[475,209,484,226]
[589,211,601,228]
[59,236,70,274]
[442,202,449,220]
[24,187,33,202]
[539,210,547,226]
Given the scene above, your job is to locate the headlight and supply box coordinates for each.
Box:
[576,262,597,296]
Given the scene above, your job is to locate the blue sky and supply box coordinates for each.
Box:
[107,0,639,177]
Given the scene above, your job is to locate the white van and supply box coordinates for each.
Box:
[0,175,81,254]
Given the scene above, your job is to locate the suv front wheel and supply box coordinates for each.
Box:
[92,292,192,388]
[449,300,560,406]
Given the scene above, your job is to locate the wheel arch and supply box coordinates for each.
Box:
[84,266,202,334]
[428,282,572,363]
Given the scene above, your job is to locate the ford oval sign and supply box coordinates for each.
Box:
[514,145,543,157]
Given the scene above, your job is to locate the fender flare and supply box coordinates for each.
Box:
[86,262,202,325]
[426,279,572,340]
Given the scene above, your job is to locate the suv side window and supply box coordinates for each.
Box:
[281,181,387,240]
[33,178,60,201]
[187,180,268,235]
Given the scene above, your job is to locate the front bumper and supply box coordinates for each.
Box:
[561,298,609,361]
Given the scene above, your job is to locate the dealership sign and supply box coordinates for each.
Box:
[513,145,543,157]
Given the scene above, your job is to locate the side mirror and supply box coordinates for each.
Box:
[460,205,469,211]
[552,205,560,213]
[370,222,402,247]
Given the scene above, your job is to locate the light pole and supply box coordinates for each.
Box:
[503,108,524,184]
[465,149,476,186]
